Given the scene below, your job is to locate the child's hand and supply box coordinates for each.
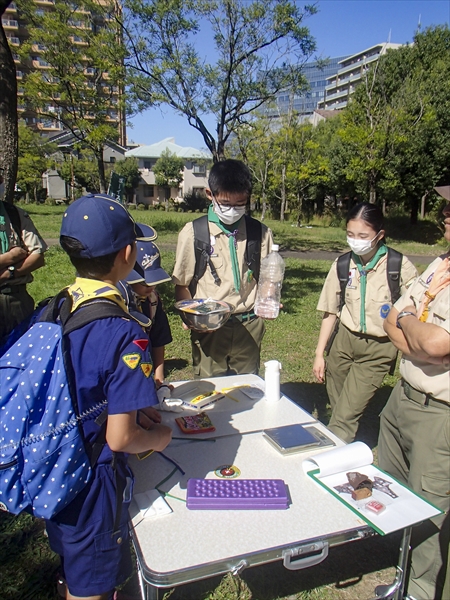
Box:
[138,406,162,428]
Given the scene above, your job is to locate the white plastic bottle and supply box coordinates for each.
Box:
[264,360,282,402]
[254,244,285,319]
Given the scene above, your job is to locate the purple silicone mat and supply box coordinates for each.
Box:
[186,478,289,510]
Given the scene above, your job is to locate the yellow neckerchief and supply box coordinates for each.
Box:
[417,256,450,322]
[67,277,129,313]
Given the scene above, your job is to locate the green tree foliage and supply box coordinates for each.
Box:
[17,122,57,202]
[153,150,184,189]
[331,26,450,222]
[56,150,112,196]
[113,156,141,204]
[0,0,18,204]
[123,0,316,161]
[16,0,125,192]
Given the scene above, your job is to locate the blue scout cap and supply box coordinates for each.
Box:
[125,240,171,286]
[60,193,136,258]
[135,222,158,241]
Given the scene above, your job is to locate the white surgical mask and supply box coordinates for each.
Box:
[347,233,380,256]
[213,200,246,225]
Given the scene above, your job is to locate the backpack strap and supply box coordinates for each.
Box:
[189,215,221,297]
[4,203,23,244]
[386,248,403,304]
[336,251,352,311]
[336,248,403,308]
[244,215,262,282]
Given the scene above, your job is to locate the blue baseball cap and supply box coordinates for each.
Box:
[135,222,158,241]
[60,194,137,258]
[125,240,171,286]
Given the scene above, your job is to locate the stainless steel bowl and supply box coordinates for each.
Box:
[175,299,234,331]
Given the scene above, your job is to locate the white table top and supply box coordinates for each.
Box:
[130,375,372,583]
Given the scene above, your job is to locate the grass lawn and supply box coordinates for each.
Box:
[1,205,445,599]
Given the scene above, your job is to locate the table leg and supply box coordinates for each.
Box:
[370,527,412,600]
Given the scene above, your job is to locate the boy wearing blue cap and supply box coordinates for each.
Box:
[46,194,172,600]
[119,229,173,388]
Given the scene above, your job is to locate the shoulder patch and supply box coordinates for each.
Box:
[140,362,153,378]
[122,353,141,369]
[133,339,149,351]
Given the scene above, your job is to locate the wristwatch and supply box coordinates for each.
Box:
[7,265,15,279]
[396,310,416,329]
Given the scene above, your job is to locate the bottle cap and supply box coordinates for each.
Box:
[264,360,281,371]
[272,244,279,252]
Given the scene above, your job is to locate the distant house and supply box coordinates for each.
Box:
[42,130,127,200]
[125,137,211,206]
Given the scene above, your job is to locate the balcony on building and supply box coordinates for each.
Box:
[2,18,19,29]
[8,36,20,46]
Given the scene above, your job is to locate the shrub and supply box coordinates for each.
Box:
[137,203,147,211]
[127,204,136,210]
[183,189,209,212]
[44,197,56,206]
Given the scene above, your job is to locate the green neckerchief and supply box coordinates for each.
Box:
[0,202,10,254]
[353,244,388,333]
[208,204,243,292]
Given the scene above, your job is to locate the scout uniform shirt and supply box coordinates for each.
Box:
[317,252,418,338]
[395,254,450,402]
[0,204,48,285]
[172,218,273,314]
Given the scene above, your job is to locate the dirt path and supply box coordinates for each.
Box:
[45,238,435,265]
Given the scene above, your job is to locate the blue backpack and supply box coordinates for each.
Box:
[0,291,129,519]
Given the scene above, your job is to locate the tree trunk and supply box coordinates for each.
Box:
[0,6,18,205]
[280,164,286,222]
[420,192,428,219]
[410,197,419,225]
[96,151,106,193]
[261,192,267,221]
[369,184,376,204]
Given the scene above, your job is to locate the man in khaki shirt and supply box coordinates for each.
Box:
[0,194,47,340]
[173,160,273,378]
[380,188,450,600]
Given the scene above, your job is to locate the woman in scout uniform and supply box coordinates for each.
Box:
[313,203,418,443]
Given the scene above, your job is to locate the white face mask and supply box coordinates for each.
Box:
[213,200,246,225]
[347,232,380,256]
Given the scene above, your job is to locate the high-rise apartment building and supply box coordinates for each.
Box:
[318,43,401,111]
[271,56,350,120]
[3,0,126,145]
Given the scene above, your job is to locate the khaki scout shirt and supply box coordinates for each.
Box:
[1,204,48,286]
[317,252,418,338]
[172,217,273,314]
[396,254,450,402]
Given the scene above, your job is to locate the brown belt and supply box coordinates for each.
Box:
[402,380,449,409]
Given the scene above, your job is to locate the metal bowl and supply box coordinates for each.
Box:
[175,299,234,332]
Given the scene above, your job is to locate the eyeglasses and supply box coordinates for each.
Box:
[211,194,248,208]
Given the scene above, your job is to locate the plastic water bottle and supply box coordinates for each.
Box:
[254,244,285,319]
[264,360,282,402]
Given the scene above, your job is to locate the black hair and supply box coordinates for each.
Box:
[208,159,252,197]
[347,202,385,231]
[60,235,119,279]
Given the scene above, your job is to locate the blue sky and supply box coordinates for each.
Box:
[127,0,450,149]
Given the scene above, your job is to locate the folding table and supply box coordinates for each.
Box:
[129,374,410,600]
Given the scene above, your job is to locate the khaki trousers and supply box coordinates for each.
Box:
[378,380,450,600]
[325,324,397,443]
[191,316,265,378]
[0,285,34,340]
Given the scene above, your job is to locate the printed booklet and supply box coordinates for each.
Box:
[302,442,442,535]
